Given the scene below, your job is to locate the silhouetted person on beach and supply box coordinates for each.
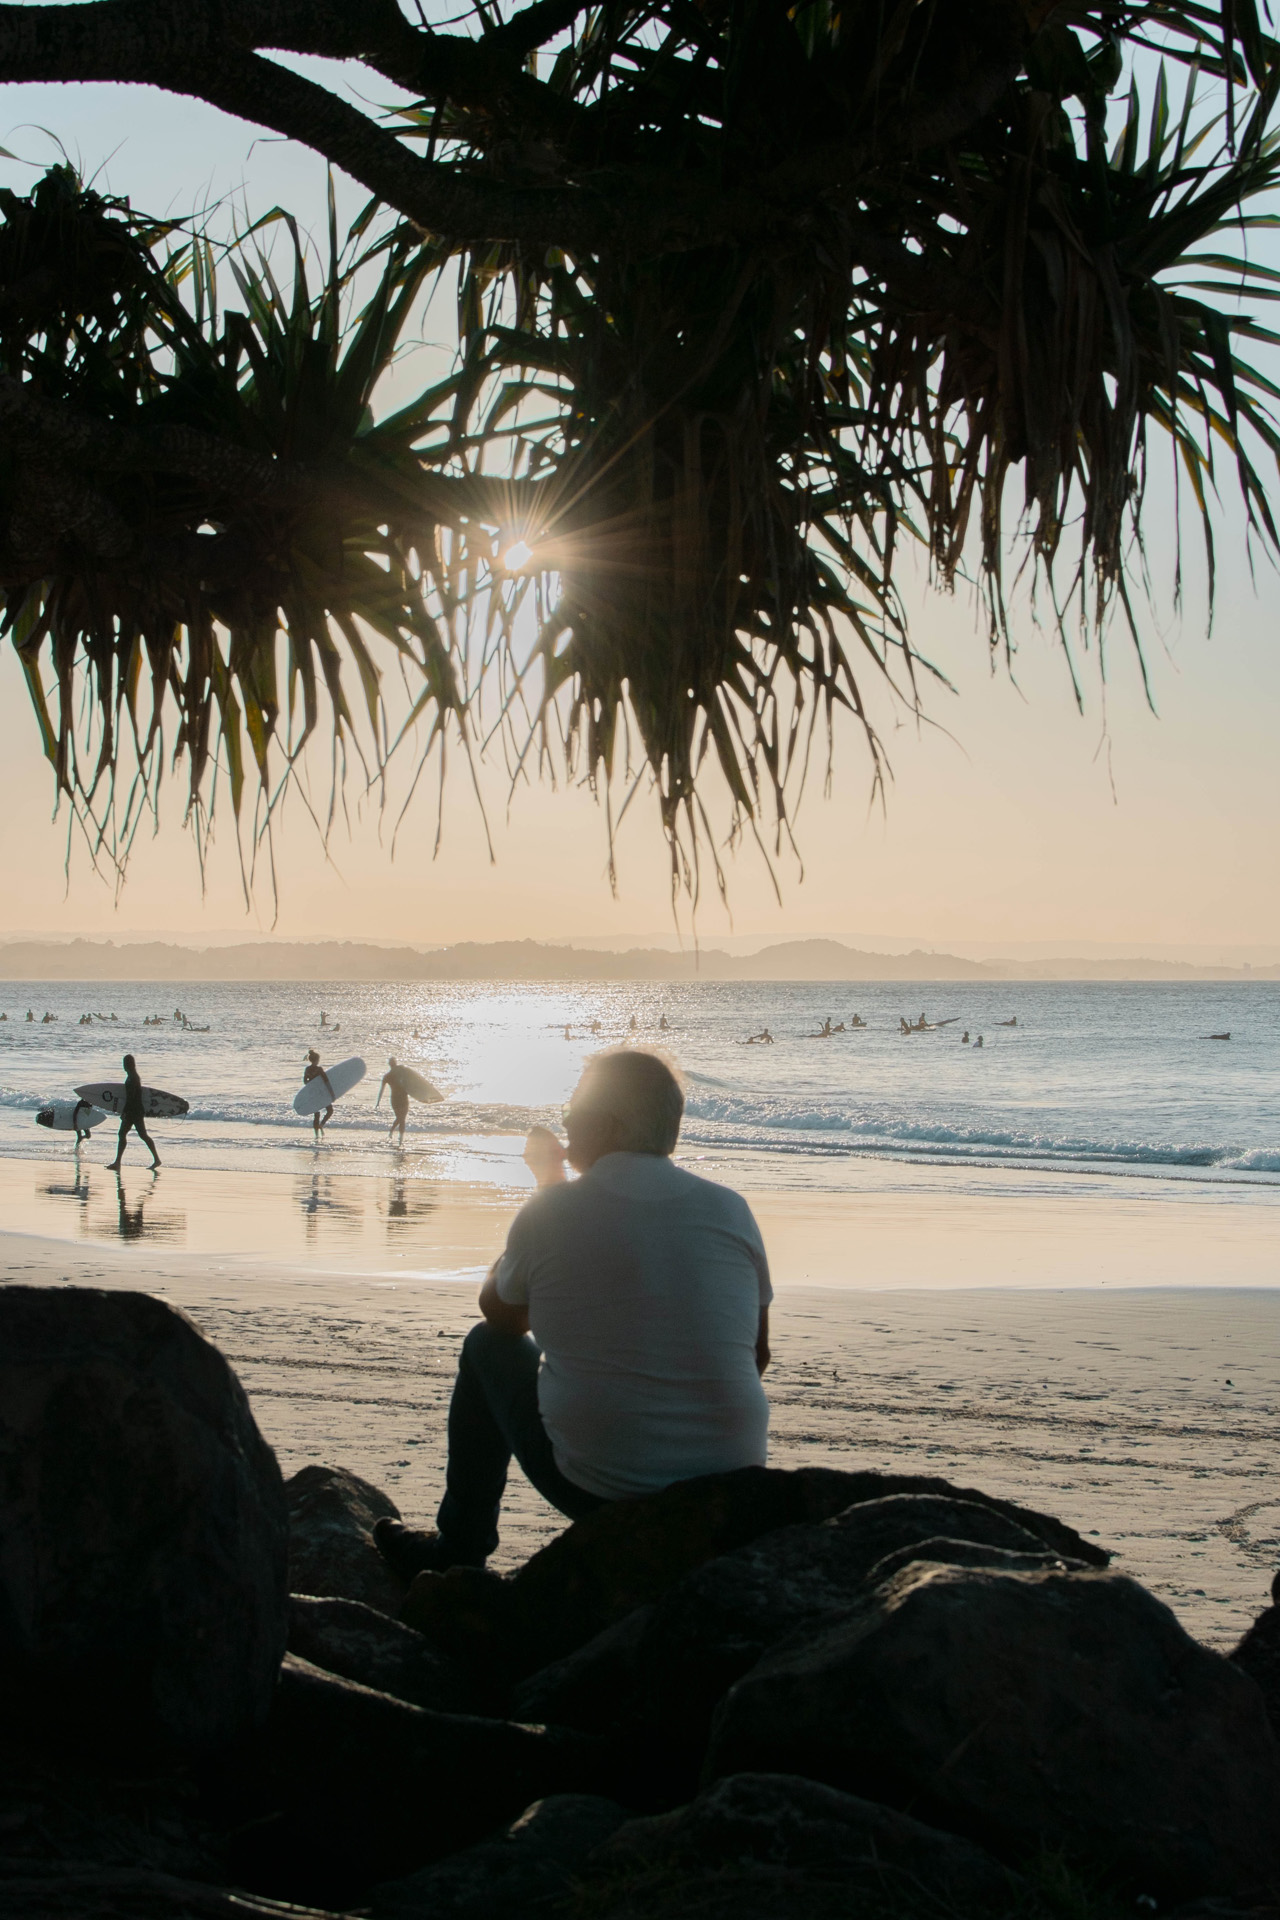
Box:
[382,1057,410,1148]
[71,1097,95,1146]
[107,1054,160,1170]
[304,1049,335,1137]
[374,1049,772,1575]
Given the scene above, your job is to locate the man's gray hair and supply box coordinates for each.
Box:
[581,1047,685,1155]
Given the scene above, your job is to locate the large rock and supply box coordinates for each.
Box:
[706,1561,1280,1900]
[220,1654,609,1906]
[511,1495,1072,1746]
[402,1466,1105,1675]
[287,1595,476,1714]
[369,1794,628,1919]
[595,1770,1018,1904]
[622,1495,1069,1756]
[1231,1595,1280,1742]
[285,1464,408,1614]
[0,1285,287,1757]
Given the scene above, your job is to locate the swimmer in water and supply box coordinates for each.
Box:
[523,1124,567,1188]
[106,1054,160,1171]
[744,1027,774,1044]
[381,1057,410,1149]
[659,1014,669,1031]
[303,1049,335,1137]
[962,1030,970,1044]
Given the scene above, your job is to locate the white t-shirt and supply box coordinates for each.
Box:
[494,1152,773,1500]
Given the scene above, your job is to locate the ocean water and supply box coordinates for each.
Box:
[0,976,1276,1200]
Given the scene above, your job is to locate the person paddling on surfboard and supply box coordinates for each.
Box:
[304,1049,335,1137]
[106,1054,160,1171]
[381,1058,411,1149]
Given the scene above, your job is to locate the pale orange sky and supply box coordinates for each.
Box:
[1,74,1277,955]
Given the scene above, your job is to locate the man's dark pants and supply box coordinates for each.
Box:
[437,1321,604,1562]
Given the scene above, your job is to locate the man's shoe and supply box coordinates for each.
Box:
[372,1516,480,1580]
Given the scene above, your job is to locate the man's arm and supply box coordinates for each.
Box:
[479,1262,530,1337]
[756,1305,771,1375]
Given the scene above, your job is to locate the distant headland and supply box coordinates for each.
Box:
[0,937,1276,984]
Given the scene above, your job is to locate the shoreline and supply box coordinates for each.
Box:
[0,1149,1276,1288]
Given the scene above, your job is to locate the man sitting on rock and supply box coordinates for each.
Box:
[375,1048,772,1575]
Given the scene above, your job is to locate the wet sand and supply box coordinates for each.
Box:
[1,1155,1276,1652]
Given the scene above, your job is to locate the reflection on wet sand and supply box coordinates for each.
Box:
[297,1172,366,1247]
[37,1165,187,1245]
[379,1174,439,1239]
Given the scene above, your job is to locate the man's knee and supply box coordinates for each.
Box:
[461,1318,528,1365]
[459,1319,540,1399]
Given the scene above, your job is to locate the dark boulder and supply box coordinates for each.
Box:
[1230,1598,1280,1742]
[512,1606,655,1735]
[402,1465,1105,1676]
[285,1464,407,1614]
[706,1561,1280,1900]
[287,1595,476,1714]
[369,1793,628,1919]
[0,1285,287,1758]
[513,1498,1075,1765]
[221,1654,609,1906]
[628,1495,1066,1756]
[594,1770,1018,1904]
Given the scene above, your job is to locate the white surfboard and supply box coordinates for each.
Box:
[37,1100,109,1133]
[75,1081,189,1119]
[294,1056,366,1116]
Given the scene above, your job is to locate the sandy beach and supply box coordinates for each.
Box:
[2,1153,1275,1653]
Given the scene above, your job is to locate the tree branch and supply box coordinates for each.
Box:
[0,1,590,241]
[0,0,1029,271]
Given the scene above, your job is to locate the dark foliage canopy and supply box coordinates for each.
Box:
[1,0,1279,896]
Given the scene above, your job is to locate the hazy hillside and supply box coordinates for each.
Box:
[0,937,1275,983]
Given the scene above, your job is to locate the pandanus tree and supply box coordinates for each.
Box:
[1,0,1279,898]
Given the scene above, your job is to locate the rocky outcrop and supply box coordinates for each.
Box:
[285,1465,408,1615]
[595,1771,1019,1903]
[706,1561,1280,1900]
[221,1654,608,1905]
[402,1465,1106,1675]
[0,1286,287,1759]
[369,1794,628,1919]
[287,1595,476,1715]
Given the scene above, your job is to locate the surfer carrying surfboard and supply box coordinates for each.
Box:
[381,1058,411,1149]
[106,1055,160,1171]
[303,1050,336,1137]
